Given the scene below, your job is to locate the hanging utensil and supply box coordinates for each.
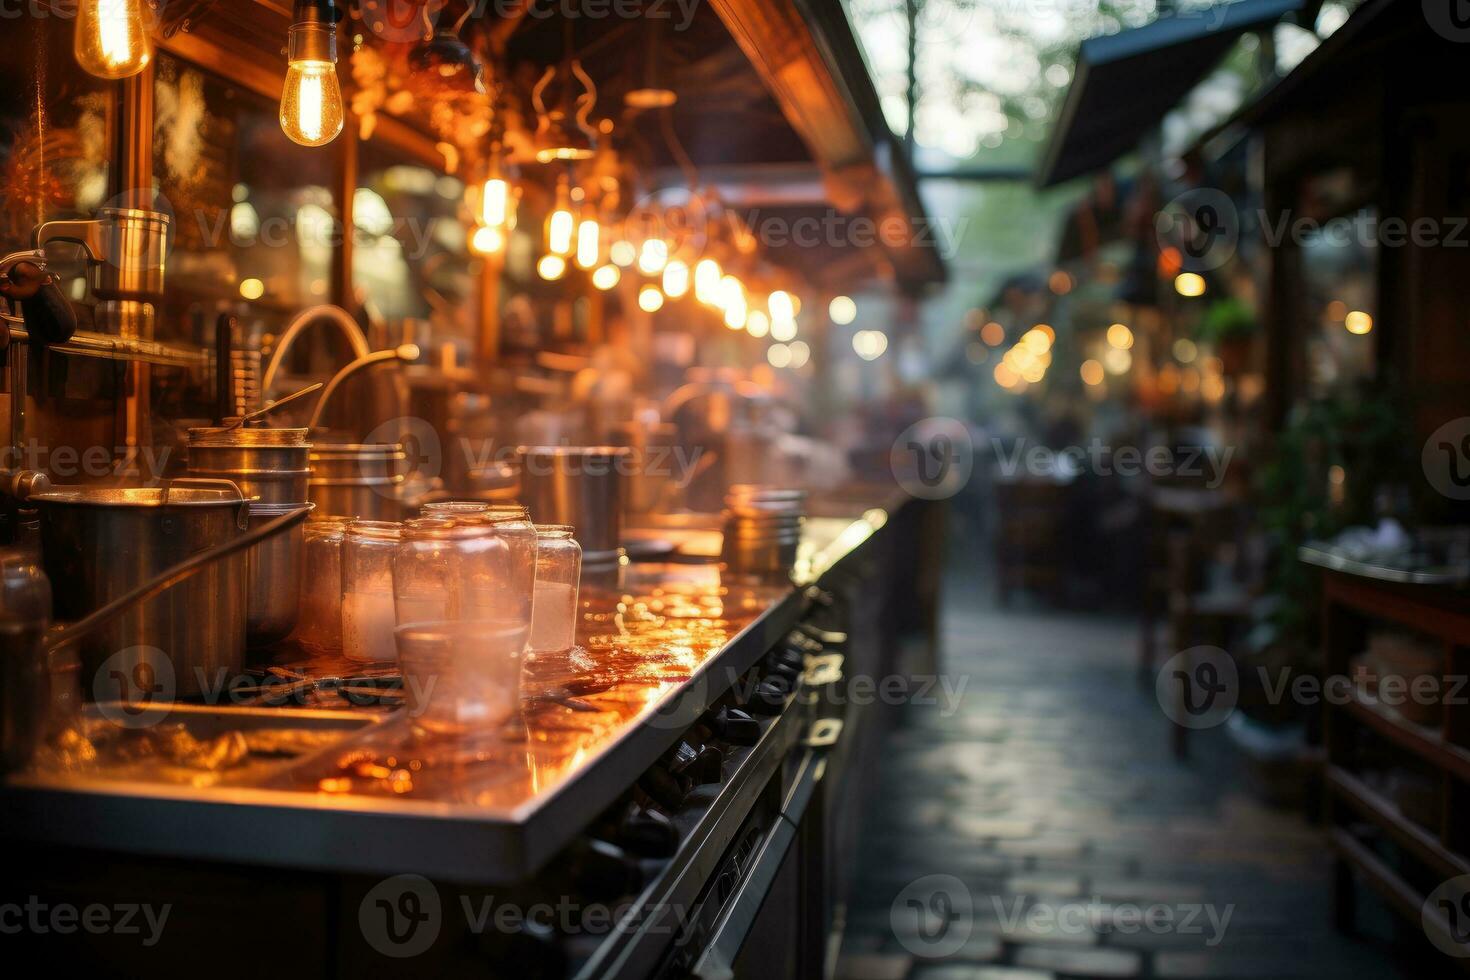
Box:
[222,381,324,431]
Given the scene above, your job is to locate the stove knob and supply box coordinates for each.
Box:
[708,706,761,745]
[573,838,645,899]
[640,763,692,810]
[613,800,679,858]
[743,679,788,716]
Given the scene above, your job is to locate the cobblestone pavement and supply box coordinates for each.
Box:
[837,600,1413,980]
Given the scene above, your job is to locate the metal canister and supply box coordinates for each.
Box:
[242,501,314,648]
[516,446,630,558]
[187,424,312,506]
[309,443,406,521]
[31,481,250,698]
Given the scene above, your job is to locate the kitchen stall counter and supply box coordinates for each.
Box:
[0,503,897,885]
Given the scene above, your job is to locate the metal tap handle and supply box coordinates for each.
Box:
[32,219,106,264]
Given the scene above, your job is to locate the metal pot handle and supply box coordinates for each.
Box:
[160,477,252,530]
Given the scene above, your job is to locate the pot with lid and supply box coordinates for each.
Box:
[31,480,250,698]
[309,443,407,521]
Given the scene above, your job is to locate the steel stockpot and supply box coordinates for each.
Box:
[31,480,250,698]
[309,443,406,520]
[516,446,630,557]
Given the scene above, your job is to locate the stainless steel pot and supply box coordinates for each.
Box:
[187,424,312,506]
[31,480,250,698]
[516,446,630,554]
[309,443,406,520]
[243,501,314,648]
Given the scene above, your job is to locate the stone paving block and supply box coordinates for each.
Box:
[951,816,1040,840]
[1003,874,1085,898]
[913,966,1052,980]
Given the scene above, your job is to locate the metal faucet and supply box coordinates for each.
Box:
[260,305,372,396]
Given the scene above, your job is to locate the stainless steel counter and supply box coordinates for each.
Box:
[0,507,893,885]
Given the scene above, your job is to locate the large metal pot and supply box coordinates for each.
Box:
[242,501,313,648]
[517,446,630,557]
[309,443,406,520]
[32,480,250,698]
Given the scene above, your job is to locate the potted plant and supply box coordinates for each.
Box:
[1195,295,1258,374]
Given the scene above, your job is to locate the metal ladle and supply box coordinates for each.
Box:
[220,381,324,430]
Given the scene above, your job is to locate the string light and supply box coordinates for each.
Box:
[537,254,566,280]
[829,295,857,325]
[694,259,722,305]
[746,311,770,338]
[609,240,637,267]
[75,0,152,79]
[592,265,620,290]
[638,284,665,312]
[279,0,344,147]
[637,238,669,276]
[545,175,575,257]
[662,259,689,299]
[575,215,601,269]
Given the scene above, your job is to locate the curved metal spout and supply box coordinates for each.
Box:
[308,344,420,431]
[261,305,371,396]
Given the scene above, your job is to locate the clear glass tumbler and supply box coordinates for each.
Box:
[295,519,346,654]
[341,520,402,663]
[530,525,582,655]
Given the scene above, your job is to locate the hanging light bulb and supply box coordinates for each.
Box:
[537,254,567,280]
[470,226,505,255]
[694,258,722,305]
[545,175,576,257]
[637,238,668,276]
[638,285,665,312]
[576,215,601,269]
[75,0,153,79]
[280,0,344,147]
[592,265,621,290]
[609,239,637,267]
[722,277,747,329]
[662,259,689,299]
[768,290,796,326]
[747,310,770,338]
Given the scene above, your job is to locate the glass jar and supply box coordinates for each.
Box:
[392,519,527,738]
[420,500,491,520]
[294,519,346,655]
[530,525,582,655]
[468,505,537,633]
[341,520,402,663]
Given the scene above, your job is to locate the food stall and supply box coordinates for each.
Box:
[0,1,945,975]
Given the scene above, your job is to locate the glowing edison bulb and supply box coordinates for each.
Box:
[481,178,513,229]
[575,218,601,269]
[718,274,743,311]
[547,209,575,256]
[609,240,637,267]
[537,254,566,280]
[471,226,505,255]
[279,4,343,147]
[663,259,689,299]
[75,0,152,79]
[592,265,621,290]
[638,239,668,276]
[638,285,665,312]
[694,259,722,305]
[723,279,747,329]
[747,310,770,338]
[768,290,795,325]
